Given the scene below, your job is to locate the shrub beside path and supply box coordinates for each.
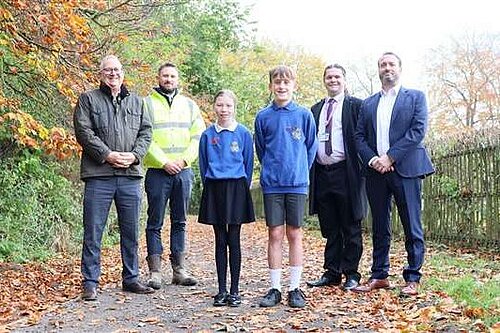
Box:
[1,217,496,332]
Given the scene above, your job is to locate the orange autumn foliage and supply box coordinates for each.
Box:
[0,110,81,160]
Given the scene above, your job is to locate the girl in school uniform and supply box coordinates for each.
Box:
[198,90,255,307]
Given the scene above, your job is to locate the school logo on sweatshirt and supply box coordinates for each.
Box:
[230,140,240,152]
[286,126,303,140]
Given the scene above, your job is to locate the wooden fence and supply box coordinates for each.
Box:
[421,134,499,248]
[251,133,499,250]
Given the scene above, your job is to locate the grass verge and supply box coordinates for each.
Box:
[425,251,500,326]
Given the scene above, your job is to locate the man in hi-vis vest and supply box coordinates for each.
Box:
[143,63,205,288]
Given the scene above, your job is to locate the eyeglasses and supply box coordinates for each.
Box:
[101,67,122,74]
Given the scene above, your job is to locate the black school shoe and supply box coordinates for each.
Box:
[213,292,228,306]
[227,293,241,307]
[259,288,282,307]
[288,288,306,308]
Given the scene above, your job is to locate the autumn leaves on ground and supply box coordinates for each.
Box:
[0,217,498,332]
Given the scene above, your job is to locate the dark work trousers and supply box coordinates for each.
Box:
[315,161,362,281]
[145,168,194,256]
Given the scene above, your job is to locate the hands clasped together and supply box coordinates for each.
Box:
[371,154,394,174]
[106,151,137,168]
[163,159,187,175]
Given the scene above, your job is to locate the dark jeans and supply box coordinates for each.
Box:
[81,176,142,288]
[145,168,193,256]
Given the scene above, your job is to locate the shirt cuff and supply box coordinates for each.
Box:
[368,156,378,168]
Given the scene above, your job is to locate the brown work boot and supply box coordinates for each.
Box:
[146,254,162,290]
[81,285,97,301]
[170,252,197,286]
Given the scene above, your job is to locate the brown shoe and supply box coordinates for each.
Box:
[352,278,390,293]
[122,281,155,294]
[82,286,97,301]
[400,281,419,296]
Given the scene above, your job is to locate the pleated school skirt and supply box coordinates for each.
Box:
[198,177,255,225]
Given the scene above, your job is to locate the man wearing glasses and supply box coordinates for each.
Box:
[74,55,154,301]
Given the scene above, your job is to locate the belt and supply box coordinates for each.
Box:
[316,160,346,171]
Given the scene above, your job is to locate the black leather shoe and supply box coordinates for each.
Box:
[288,288,306,308]
[122,281,155,294]
[343,278,360,290]
[227,293,241,307]
[213,292,228,306]
[306,273,342,287]
[259,288,282,307]
[82,286,97,301]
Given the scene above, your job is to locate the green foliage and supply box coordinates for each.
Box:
[189,160,202,215]
[100,208,122,249]
[0,155,82,262]
[0,0,332,263]
[425,252,500,326]
[435,175,460,198]
[303,213,320,231]
[423,130,499,247]
[426,276,499,326]
[115,0,252,98]
[217,42,327,131]
[170,0,251,96]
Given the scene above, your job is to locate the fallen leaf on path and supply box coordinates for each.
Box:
[138,316,160,324]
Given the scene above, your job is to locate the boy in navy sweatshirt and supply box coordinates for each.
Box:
[254,65,318,308]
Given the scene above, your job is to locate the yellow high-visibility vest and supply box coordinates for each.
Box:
[143,90,205,169]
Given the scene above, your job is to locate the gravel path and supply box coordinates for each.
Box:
[11,217,474,332]
[10,220,368,332]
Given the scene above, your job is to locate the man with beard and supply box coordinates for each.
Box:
[353,52,434,296]
[143,63,205,289]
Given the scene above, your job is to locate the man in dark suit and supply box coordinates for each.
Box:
[353,52,434,296]
[307,64,367,290]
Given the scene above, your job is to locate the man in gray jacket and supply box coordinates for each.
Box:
[74,55,153,301]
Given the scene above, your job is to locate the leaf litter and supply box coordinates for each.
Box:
[0,217,498,332]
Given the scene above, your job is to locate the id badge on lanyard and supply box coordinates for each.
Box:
[318,132,330,142]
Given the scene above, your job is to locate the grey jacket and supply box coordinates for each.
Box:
[73,84,152,180]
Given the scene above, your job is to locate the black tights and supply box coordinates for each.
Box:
[213,224,241,295]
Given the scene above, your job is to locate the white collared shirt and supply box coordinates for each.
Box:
[316,94,345,164]
[214,120,238,133]
[376,85,400,156]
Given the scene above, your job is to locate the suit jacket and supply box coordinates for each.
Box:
[354,87,435,178]
[308,95,367,221]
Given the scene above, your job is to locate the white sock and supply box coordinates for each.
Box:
[269,268,282,292]
[289,266,303,291]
